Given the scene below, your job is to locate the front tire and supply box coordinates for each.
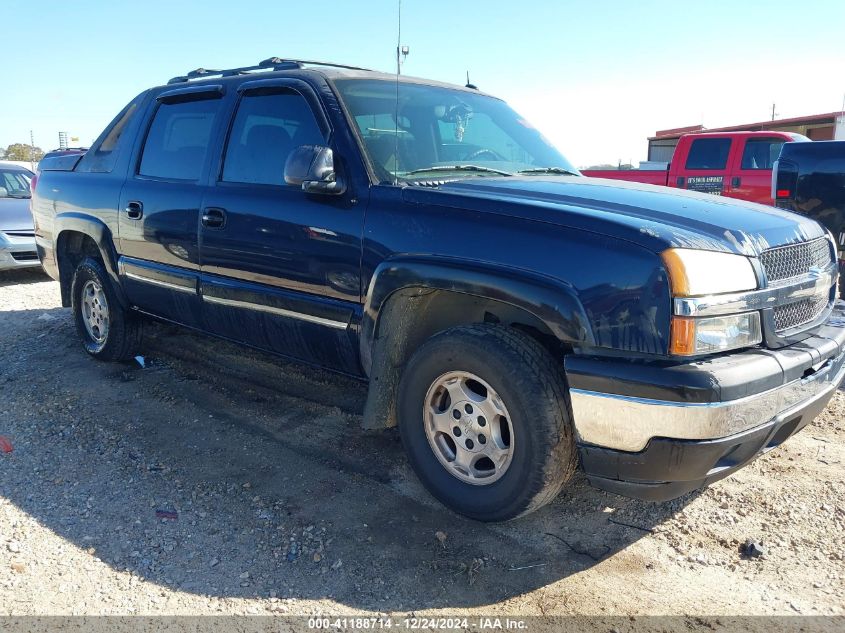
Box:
[71,257,142,361]
[397,324,577,521]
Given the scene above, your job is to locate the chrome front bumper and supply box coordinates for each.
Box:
[569,349,845,453]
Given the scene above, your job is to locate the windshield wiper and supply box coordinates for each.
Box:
[403,164,513,177]
[6,193,31,199]
[516,167,579,176]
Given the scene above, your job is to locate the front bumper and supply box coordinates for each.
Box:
[566,304,845,501]
[0,234,40,271]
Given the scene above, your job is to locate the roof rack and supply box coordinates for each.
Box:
[167,57,375,84]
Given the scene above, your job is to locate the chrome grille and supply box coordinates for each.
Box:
[760,238,832,283]
[773,294,830,332]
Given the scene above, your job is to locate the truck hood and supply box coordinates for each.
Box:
[403,176,826,256]
[0,197,34,232]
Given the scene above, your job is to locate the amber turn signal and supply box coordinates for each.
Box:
[669,316,697,356]
[661,249,691,296]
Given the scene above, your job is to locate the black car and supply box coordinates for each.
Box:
[32,57,845,521]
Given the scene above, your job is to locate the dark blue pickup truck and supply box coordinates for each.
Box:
[32,58,845,521]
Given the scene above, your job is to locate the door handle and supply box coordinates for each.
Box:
[732,176,741,188]
[125,201,143,220]
[202,207,227,229]
[676,176,685,187]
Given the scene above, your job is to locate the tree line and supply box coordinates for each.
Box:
[0,144,45,162]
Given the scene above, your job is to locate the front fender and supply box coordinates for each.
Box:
[360,255,594,374]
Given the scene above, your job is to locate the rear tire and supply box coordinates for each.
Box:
[397,324,577,521]
[71,257,142,361]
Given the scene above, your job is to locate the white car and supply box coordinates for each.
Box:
[0,162,39,271]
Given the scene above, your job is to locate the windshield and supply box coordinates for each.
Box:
[0,169,32,198]
[334,79,579,182]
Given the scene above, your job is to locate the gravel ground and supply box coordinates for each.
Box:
[1,269,843,622]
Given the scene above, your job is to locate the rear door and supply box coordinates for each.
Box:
[198,78,363,373]
[725,135,789,205]
[676,136,733,197]
[118,85,226,327]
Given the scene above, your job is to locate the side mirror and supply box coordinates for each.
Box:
[284,145,345,195]
[0,187,7,198]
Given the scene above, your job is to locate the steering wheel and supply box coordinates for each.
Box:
[464,148,505,161]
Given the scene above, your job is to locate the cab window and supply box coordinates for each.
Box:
[222,91,325,186]
[77,95,142,174]
[685,138,731,170]
[138,99,221,181]
[741,138,785,170]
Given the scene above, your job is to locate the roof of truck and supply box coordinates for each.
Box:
[159,57,492,97]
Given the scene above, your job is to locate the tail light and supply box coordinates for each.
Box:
[29,172,38,194]
[772,159,798,201]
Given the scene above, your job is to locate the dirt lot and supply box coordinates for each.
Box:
[1,269,844,623]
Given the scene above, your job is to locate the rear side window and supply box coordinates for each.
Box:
[139,99,221,180]
[76,95,142,174]
[222,91,325,186]
[741,138,785,170]
[685,138,731,170]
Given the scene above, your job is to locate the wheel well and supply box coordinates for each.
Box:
[57,231,102,307]
[361,288,568,430]
[380,288,565,362]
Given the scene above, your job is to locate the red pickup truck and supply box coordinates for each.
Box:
[583,131,809,205]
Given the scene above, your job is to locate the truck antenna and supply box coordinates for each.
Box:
[392,0,402,185]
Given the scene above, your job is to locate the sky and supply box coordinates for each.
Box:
[3,0,844,167]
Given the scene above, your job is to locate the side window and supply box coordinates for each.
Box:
[685,138,732,170]
[76,95,142,174]
[222,91,325,186]
[1,170,31,194]
[138,99,220,181]
[741,138,785,170]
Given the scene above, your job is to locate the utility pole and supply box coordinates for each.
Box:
[29,130,35,171]
[771,103,777,121]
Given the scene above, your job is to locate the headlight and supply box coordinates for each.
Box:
[661,248,757,296]
[670,313,762,355]
[662,248,762,355]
